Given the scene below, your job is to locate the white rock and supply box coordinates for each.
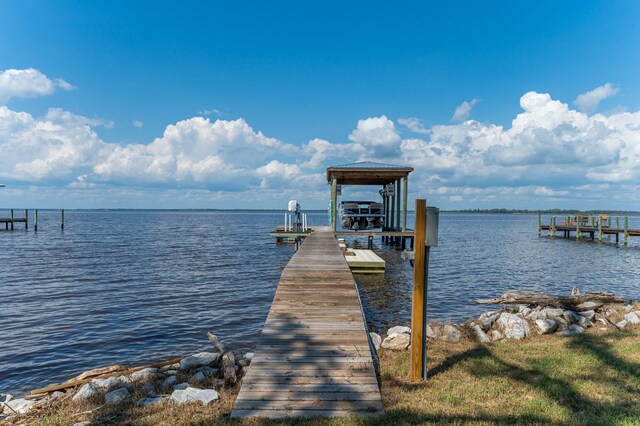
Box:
[576,301,603,311]
[480,313,500,331]
[130,368,159,382]
[74,422,92,426]
[170,387,219,405]
[497,313,530,340]
[51,391,66,399]
[190,372,205,384]
[469,322,490,343]
[381,332,410,350]
[520,307,532,317]
[440,325,461,342]
[91,376,122,391]
[387,326,411,336]
[104,387,130,405]
[488,330,503,341]
[243,352,254,361]
[180,352,221,370]
[617,319,629,329]
[4,398,35,414]
[535,319,558,335]
[369,332,382,351]
[578,316,592,328]
[137,397,167,407]
[73,382,99,402]
[426,323,438,338]
[624,312,640,325]
[174,382,189,390]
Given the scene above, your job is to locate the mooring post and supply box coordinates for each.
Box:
[34,209,38,232]
[61,209,65,231]
[24,209,28,230]
[410,199,427,382]
[624,216,628,246]
[538,211,541,236]
[368,235,373,250]
[550,216,556,237]
[598,217,603,241]
[10,209,14,230]
[576,217,581,240]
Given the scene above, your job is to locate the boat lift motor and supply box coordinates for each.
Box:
[288,200,302,232]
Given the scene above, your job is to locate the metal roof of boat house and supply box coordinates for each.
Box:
[326,161,414,185]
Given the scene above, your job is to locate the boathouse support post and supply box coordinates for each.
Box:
[624,217,628,246]
[331,177,337,231]
[616,217,620,230]
[402,177,408,232]
[410,199,428,382]
[390,186,395,235]
[396,179,401,245]
[550,217,556,237]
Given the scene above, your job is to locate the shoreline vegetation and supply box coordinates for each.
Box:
[3,292,639,425]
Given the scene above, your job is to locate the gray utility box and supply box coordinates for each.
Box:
[425,206,439,247]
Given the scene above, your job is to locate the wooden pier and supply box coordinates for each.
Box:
[0,209,28,230]
[539,213,639,245]
[232,226,382,419]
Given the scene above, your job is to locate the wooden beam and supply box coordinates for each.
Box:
[402,177,408,232]
[410,199,427,382]
[331,177,337,231]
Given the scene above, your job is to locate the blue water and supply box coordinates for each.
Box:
[1,210,639,395]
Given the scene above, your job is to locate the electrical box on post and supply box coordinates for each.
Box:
[425,207,439,247]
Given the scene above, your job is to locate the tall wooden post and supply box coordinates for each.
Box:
[616,217,620,230]
[410,199,427,382]
[402,177,408,232]
[34,209,38,232]
[598,217,603,241]
[538,211,541,236]
[10,209,14,230]
[624,216,628,246]
[576,217,581,239]
[330,177,337,231]
[550,217,556,237]
[24,209,28,230]
[61,209,65,231]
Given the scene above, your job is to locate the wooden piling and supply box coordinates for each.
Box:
[576,218,581,239]
[24,209,28,230]
[61,209,65,231]
[616,217,620,230]
[598,217,602,241]
[538,211,541,236]
[402,177,408,232]
[368,235,373,250]
[410,199,427,382]
[10,209,14,230]
[550,216,556,237]
[624,216,628,246]
[34,209,38,232]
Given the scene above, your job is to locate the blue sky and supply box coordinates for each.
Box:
[1,1,640,209]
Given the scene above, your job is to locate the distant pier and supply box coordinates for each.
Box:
[539,213,639,245]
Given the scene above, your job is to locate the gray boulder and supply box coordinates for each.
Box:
[542,308,564,319]
[72,382,99,402]
[535,319,558,335]
[387,326,411,335]
[170,387,219,405]
[370,332,382,351]
[91,376,122,391]
[520,307,532,317]
[195,366,219,377]
[479,313,500,331]
[140,383,156,396]
[180,352,221,370]
[440,325,461,343]
[381,332,410,350]
[104,387,130,405]
[576,301,603,311]
[426,323,438,338]
[190,372,205,384]
[617,319,629,329]
[558,324,584,336]
[563,310,581,324]
[469,322,490,343]
[578,310,596,321]
[174,382,189,390]
[497,313,530,340]
[163,376,178,387]
[137,397,167,407]
[130,368,159,382]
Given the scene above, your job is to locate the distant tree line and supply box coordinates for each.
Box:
[443,208,640,214]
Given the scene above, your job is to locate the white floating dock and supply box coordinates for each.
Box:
[344,248,385,274]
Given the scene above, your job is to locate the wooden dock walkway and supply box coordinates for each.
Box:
[231,226,382,419]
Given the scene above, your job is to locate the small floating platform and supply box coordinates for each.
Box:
[270,226,314,244]
[344,249,385,274]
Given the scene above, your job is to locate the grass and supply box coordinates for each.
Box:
[4,328,640,425]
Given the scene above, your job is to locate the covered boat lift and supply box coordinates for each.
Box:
[326,161,414,246]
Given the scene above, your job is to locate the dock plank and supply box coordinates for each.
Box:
[231,226,381,419]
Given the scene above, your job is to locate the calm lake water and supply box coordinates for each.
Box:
[1,210,639,395]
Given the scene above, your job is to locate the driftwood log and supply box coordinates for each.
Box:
[475,290,626,309]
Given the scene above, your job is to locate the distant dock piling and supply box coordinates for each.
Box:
[1,209,65,232]
[539,213,637,246]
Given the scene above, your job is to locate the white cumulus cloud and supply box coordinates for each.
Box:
[0,68,76,103]
[452,98,479,122]
[574,82,619,113]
